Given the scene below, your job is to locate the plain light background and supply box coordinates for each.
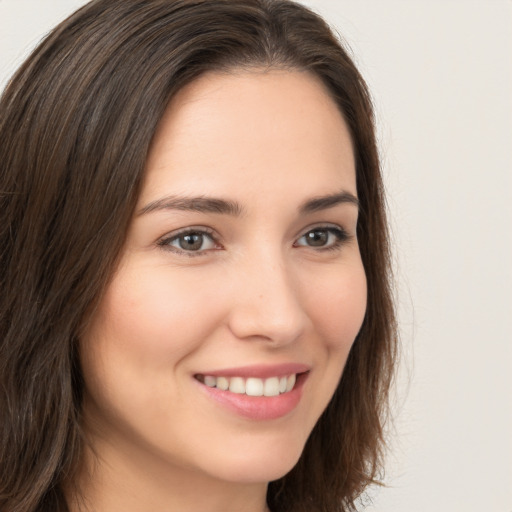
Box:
[1,1,511,511]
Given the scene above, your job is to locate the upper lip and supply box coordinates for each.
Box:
[195,363,310,379]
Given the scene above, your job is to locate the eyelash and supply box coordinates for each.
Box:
[157,225,351,257]
[294,226,351,252]
[157,227,219,258]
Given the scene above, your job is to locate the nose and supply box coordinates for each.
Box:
[226,251,308,346]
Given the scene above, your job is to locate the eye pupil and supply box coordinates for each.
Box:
[306,230,328,246]
[180,233,203,250]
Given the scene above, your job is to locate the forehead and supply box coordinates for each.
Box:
[141,69,356,205]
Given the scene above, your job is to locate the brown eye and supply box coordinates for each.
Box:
[160,230,217,253]
[179,233,204,251]
[303,229,329,247]
[294,227,349,249]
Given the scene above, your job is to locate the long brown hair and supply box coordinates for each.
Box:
[0,1,397,510]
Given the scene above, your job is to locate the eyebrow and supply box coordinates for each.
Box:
[137,195,244,216]
[137,190,359,217]
[299,191,359,214]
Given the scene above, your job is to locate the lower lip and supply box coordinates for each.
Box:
[196,373,308,420]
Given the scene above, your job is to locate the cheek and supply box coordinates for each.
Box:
[306,260,367,351]
[79,264,226,428]
[86,264,223,366]
[79,266,227,437]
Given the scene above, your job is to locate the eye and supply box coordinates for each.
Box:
[294,226,349,250]
[158,229,219,255]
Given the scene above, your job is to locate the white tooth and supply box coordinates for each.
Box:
[279,376,287,393]
[204,376,217,387]
[229,377,245,394]
[263,377,280,397]
[217,376,229,391]
[245,377,264,396]
[285,374,296,392]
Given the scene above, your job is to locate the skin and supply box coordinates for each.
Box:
[76,69,367,512]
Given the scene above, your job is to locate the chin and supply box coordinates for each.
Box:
[196,431,307,484]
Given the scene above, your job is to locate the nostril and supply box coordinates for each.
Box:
[226,300,306,345]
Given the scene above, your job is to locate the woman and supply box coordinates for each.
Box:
[0,1,396,511]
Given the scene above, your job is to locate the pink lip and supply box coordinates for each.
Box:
[194,365,310,421]
[195,362,310,379]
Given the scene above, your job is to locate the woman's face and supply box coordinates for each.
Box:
[80,70,367,487]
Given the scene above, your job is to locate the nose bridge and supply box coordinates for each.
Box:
[227,244,307,344]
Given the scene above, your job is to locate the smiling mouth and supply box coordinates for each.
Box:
[195,374,298,397]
